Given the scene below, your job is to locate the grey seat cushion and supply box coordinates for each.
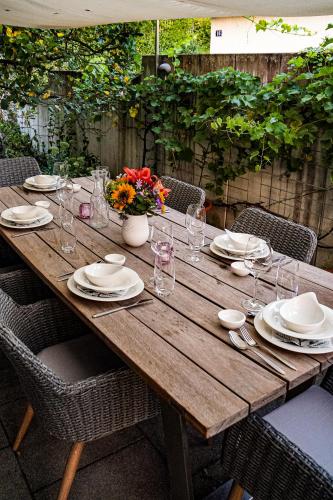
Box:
[264,385,333,475]
[38,334,124,383]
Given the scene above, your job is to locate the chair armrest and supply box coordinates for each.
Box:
[0,268,53,304]
[322,366,333,395]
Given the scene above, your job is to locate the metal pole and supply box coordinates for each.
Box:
[155,19,160,75]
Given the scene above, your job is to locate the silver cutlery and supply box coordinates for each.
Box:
[11,227,55,238]
[92,298,153,318]
[55,260,103,280]
[239,325,297,370]
[228,330,285,375]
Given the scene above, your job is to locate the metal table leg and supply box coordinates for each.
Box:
[161,401,194,500]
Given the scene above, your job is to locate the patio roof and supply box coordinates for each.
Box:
[1,0,333,28]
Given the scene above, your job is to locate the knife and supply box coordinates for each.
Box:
[92,298,153,318]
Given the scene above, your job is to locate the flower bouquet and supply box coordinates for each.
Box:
[105,167,170,247]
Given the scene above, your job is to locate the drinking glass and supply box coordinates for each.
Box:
[242,237,273,314]
[154,248,175,297]
[90,169,109,229]
[185,204,206,263]
[276,259,299,301]
[148,221,173,287]
[53,161,68,191]
[59,180,77,254]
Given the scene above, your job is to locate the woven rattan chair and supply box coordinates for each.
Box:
[222,371,333,500]
[0,156,41,187]
[0,157,40,266]
[230,207,317,263]
[0,290,159,500]
[161,176,205,214]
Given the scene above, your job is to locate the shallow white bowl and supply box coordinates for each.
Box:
[230,261,250,277]
[32,174,56,186]
[35,200,51,209]
[104,254,126,266]
[224,229,260,251]
[279,292,325,333]
[85,263,122,287]
[218,309,246,329]
[73,184,81,193]
[10,205,40,220]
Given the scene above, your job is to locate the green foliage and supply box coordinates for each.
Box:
[248,17,314,36]
[128,44,333,194]
[134,19,210,55]
[0,112,45,163]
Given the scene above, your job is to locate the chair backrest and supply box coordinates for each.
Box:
[0,156,41,187]
[231,207,317,263]
[161,176,205,214]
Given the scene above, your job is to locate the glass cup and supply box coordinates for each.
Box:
[148,221,174,287]
[185,203,206,262]
[60,217,77,254]
[242,237,273,315]
[154,248,175,297]
[276,259,299,301]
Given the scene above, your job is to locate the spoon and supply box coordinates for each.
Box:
[228,330,285,374]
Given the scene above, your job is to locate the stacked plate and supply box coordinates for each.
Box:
[210,231,269,260]
[0,205,53,229]
[254,292,333,354]
[23,174,59,192]
[67,263,144,302]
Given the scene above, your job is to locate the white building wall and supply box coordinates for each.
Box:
[210,16,332,54]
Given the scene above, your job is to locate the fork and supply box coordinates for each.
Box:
[240,325,297,370]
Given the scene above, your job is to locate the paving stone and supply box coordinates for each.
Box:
[0,448,32,500]
[0,398,144,492]
[34,439,169,500]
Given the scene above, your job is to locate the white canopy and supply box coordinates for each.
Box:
[1,0,333,28]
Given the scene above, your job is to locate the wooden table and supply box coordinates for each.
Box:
[1,178,333,499]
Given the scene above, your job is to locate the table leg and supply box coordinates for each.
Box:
[161,401,194,500]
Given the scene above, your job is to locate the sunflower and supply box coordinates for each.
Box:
[111,183,136,210]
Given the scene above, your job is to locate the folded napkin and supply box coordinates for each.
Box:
[76,284,128,298]
[274,330,331,348]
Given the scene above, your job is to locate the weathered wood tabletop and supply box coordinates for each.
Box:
[1,177,332,498]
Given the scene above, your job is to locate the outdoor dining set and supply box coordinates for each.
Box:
[0,156,332,500]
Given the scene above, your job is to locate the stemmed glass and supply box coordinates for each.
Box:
[185,204,206,262]
[241,237,273,314]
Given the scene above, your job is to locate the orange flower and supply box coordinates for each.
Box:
[112,183,136,209]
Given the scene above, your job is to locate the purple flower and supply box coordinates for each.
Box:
[136,180,143,189]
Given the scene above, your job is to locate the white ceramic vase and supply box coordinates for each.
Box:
[122,214,149,247]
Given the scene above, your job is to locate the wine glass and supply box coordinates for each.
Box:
[241,236,273,315]
[185,203,206,262]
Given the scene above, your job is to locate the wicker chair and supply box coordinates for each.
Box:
[222,370,333,500]
[0,157,40,266]
[0,290,160,500]
[161,176,205,214]
[230,207,317,263]
[0,156,41,187]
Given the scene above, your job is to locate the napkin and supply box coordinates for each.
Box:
[76,284,128,298]
[274,330,331,348]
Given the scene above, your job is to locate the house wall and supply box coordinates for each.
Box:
[210,16,332,54]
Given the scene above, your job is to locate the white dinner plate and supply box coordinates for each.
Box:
[213,233,264,255]
[0,212,53,229]
[1,206,49,225]
[254,312,333,354]
[73,266,140,293]
[23,182,57,192]
[25,175,57,189]
[209,242,270,261]
[67,276,144,302]
[262,300,333,340]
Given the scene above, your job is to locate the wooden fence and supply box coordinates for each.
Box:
[17,54,333,267]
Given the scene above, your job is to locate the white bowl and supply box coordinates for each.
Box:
[35,200,51,209]
[104,254,126,266]
[230,261,251,277]
[218,309,246,329]
[73,184,81,193]
[10,205,40,220]
[224,229,260,251]
[279,292,325,333]
[85,263,122,287]
[32,174,56,186]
